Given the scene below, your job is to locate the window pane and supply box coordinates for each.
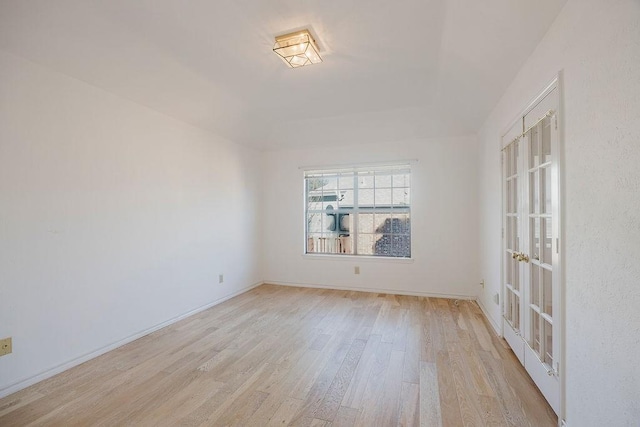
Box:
[532,311,541,356]
[325,208,337,232]
[531,218,540,258]
[375,173,392,188]
[337,235,354,255]
[323,200,338,212]
[392,174,409,187]
[375,188,392,206]
[374,213,392,233]
[374,234,392,256]
[307,233,322,253]
[506,218,513,251]
[358,234,375,255]
[530,171,539,214]
[391,234,411,257]
[514,295,520,330]
[338,175,354,189]
[531,264,540,307]
[393,188,410,206]
[543,268,553,316]
[543,320,553,365]
[542,119,552,164]
[392,213,410,234]
[337,212,352,233]
[358,189,374,206]
[543,166,552,214]
[320,236,335,253]
[358,174,374,188]
[358,213,374,234]
[307,176,327,192]
[511,178,518,213]
[543,218,552,264]
[323,176,337,192]
[307,196,322,211]
[338,189,354,207]
[530,127,539,168]
[307,213,324,233]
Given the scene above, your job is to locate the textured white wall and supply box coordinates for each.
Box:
[477,0,640,424]
[0,50,263,395]
[262,137,480,298]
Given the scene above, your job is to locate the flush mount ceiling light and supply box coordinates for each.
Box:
[273,29,322,68]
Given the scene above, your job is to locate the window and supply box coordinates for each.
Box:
[305,164,411,258]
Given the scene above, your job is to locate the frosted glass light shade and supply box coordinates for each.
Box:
[273,30,322,68]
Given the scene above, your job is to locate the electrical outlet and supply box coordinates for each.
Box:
[218,274,224,284]
[480,279,485,288]
[0,337,12,357]
[354,266,360,275]
[493,293,500,305]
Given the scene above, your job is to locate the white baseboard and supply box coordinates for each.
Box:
[0,281,263,399]
[476,297,502,337]
[265,280,476,301]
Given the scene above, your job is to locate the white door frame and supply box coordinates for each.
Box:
[499,73,565,425]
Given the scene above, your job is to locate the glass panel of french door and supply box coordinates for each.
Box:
[521,104,560,415]
[525,118,554,368]
[503,140,521,332]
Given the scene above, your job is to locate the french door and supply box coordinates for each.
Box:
[502,82,561,414]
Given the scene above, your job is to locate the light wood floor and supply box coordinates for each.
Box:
[0,284,557,426]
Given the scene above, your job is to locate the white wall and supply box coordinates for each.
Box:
[263,137,479,299]
[0,50,263,395]
[476,0,640,424]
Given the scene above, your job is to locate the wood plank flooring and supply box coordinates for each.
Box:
[0,284,557,426]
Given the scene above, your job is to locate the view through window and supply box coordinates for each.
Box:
[305,164,411,257]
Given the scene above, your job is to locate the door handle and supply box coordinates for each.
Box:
[511,252,530,263]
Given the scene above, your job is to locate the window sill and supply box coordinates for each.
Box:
[301,254,414,264]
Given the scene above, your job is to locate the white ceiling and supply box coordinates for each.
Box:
[0,0,567,150]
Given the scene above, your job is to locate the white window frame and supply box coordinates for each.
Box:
[303,163,412,259]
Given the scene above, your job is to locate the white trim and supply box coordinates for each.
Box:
[0,281,263,399]
[557,70,567,427]
[499,148,505,339]
[303,162,413,258]
[476,297,502,337]
[299,159,418,171]
[265,280,475,300]
[301,254,414,263]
